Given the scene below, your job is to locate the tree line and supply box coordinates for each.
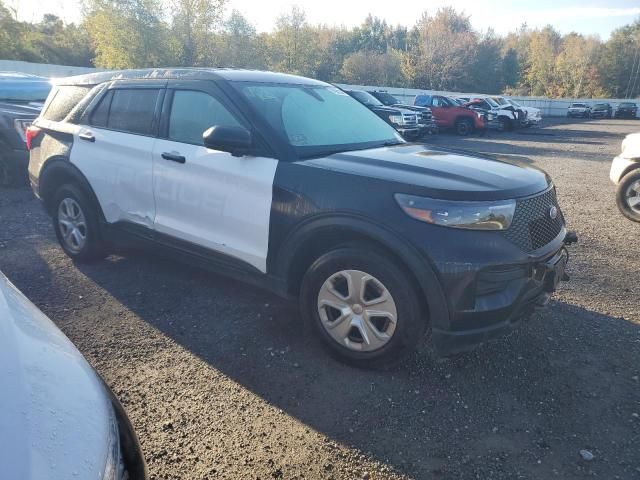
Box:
[1,0,639,99]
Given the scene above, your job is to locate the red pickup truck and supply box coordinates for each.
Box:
[414,94,485,135]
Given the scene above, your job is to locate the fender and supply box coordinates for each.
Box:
[271,212,450,330]
[38,157,107,225]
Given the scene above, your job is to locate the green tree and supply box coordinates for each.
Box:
[84,0,173,68]
[215,10,265,68]
[340,49,405,86]
[170,0,225,67]
[598,20,640,98]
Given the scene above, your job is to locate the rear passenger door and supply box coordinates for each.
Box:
[71,81,164,228]
[151,81,278,273]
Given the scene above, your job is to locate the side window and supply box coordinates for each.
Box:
[168,90,241,145]
[107,89,160,135]
[90,90,113,128]
[432,97,443,107]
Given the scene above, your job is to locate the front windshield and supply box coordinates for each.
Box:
[493,97,507,105]
[349,90,384,107]
[0,80,51,102]
[484,97,500,108]
[232,83,403,158]
[620,102,636,107]
[571,103,586,108]
[372,91,398,106]
[508,99,522,107]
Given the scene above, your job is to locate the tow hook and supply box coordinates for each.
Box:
[564,231,578,245]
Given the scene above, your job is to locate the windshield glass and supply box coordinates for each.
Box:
[484,97,500,108]
[0,79,51,102]
[492,97,507,105]
[508,99,522,107]
[593,104,607,108]
[349,90,384,107]
[232,83,403,158]
[372,91,398,106]
[571,103,586,108]
[620,102,636,107]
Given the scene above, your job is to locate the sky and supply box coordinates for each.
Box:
[11,0,640,39]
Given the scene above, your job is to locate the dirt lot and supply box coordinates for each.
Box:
[1,118,639,480]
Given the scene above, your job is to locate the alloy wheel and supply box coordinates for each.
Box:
[625,180,640,213]
[58,197,87,253]
[317,270,398,352]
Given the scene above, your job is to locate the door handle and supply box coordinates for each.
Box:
[79,132,95,142]
[161,152,186,164]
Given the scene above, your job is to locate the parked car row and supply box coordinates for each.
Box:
[567,101,638,119]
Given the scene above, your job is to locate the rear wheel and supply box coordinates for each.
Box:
[455,118,473,136]
[616,169,640,222]
[300,246,427,368]
[53,184,109,261]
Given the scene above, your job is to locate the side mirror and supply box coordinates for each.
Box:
[203,125,252,157]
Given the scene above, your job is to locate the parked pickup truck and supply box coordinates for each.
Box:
[615,102,638,119]
[368,90,438,136]
[567,103,591,118]
[492,96,542,126]
[590,103,612,119]
[414,94,484,135]
[0,72,51,185]
[345,89,422,140]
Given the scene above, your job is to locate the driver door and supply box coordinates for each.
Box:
[151,81,278,273]
[430,96,451,127]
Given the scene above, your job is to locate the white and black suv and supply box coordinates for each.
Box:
[28,69,575,367]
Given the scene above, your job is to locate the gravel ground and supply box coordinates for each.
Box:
[1,118,639,480]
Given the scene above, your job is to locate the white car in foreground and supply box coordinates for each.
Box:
[610,132,640,222]
[0,271,147,480]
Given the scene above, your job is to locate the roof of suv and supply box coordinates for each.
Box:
[56,68,327,87]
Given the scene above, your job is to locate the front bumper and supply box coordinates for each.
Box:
[432,245,569,355]
[418,122,439,135]
[610,155,638,184]
[526,116,542,126]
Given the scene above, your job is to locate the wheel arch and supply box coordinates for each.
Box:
[271,214,449,329]
[39,158,106,223]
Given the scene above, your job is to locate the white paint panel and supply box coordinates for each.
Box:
[70,126,156,227]
[152,139,278,272]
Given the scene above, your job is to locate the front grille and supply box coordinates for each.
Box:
[402,114,417,126]
[503,188,564,252]
[420,111,432,122]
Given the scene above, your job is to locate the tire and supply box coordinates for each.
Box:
[300,246,427,368]
[616,169,640,223]
[497,117,510,132]
[52,183,109,262]
[0,154,12,187]
[455,118,473,136]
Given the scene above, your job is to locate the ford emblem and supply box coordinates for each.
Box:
[549,206,558,220]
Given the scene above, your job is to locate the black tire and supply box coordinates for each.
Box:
[455,118,473,136]
[497,117,511,132]
[0,155,11,187]
[52,183,109,262]
[300,246,427,368]
[616,169,640,223]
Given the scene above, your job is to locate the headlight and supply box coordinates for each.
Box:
[388,114,403,125]
[395,194,516,230]
[102,407,125,480]
[13,119,32,143]
[487,113,496,121]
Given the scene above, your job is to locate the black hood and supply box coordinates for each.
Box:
[0,101,42,119]
[301,143,550,201]
[369,105,402,115]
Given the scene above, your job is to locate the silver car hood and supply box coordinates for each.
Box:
[0,272,112,480]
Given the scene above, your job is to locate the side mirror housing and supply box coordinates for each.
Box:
[203,125,252,157]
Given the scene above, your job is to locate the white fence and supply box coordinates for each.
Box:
[1,60,637,117]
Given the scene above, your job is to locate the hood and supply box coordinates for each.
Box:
[302,143,550,201]
[391,103,430,113]
[0,272,113,480]
[369,105,403,115]
[0,101,42,119]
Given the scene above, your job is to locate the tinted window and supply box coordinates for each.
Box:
[349,90,383,107]
[168,90,241,145]
[42,86,90,122]
[107,89,160,135]
[90,90,113,128]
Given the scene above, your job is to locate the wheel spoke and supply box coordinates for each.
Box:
[628,196,640,207]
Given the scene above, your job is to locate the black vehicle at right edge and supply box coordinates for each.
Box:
[28,69,575,368]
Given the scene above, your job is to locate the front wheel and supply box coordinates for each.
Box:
[616,169,640,222]
[53,184,109,261]
[455,118,473,136]
[300,246,427,368]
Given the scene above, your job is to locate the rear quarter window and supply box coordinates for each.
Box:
[41,86,92,122]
